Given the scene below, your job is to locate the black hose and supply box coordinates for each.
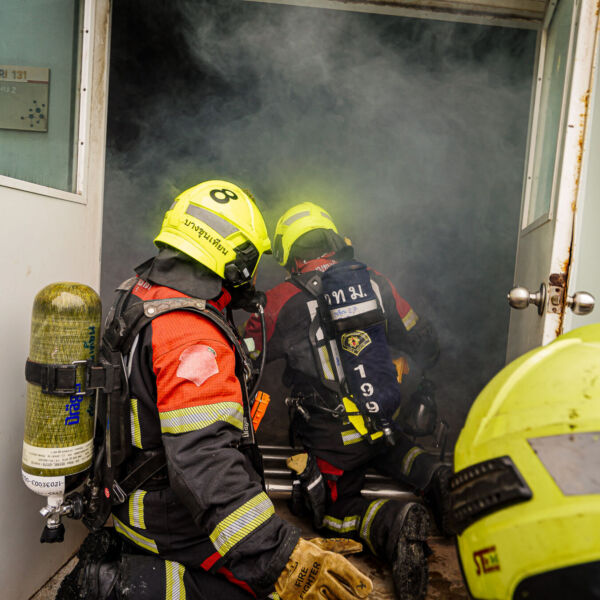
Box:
[249,304,267,401]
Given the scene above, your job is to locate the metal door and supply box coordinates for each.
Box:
[506,0,598,362]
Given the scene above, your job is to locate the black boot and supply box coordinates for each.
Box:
[56,529,122,600]
[424,464,453,537]
[387,502,431,600]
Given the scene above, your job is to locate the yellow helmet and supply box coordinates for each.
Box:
[154,180,271,286]
[450,324,600,599]
[272,202,342,267]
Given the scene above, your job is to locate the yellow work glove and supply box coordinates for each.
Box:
[393,356,409,383]
[287,453,309,473]
[307,538,364,556]
[275,537,373,600]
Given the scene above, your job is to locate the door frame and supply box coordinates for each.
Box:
[506,0,599,360]
[245,0,543,28]
[518,0,574,237]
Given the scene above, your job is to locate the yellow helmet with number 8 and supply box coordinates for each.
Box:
[154,180,271,286]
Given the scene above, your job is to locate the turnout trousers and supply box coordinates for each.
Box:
[110,485,281,599]
[312,433,443,559]
[116,551,265,600]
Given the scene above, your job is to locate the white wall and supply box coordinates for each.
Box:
[0,1,110,597]
[0,189,100,597]
[564,24,600,333]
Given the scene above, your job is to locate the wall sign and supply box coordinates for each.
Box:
[0,65,49,132]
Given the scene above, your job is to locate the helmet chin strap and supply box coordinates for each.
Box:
[290,251,337,274]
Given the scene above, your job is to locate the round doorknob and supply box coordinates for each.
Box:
[507,284,546,315]
[507,287,532,309]
[566,291,595,315]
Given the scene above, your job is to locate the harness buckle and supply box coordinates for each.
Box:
[29,360,91,395]
[70,361,89,396]
[111,481,127,505]
[285,396,311,422]
[331,403,345,419]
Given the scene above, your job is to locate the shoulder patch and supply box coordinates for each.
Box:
[341,331,371,356]
[176,344,219,387]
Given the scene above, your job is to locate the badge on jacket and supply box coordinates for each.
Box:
[341,331,371,356]
[177,345,219,386]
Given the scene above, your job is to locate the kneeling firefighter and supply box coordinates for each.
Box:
[244,202,453,600]
[449,324,600,600]
[22,181,373,600]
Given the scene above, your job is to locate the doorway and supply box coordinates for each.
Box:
[101,0,536,442]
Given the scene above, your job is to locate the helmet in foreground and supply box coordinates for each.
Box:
[450,324,600,600]
[272,201,347,269]
[154,180,271,286]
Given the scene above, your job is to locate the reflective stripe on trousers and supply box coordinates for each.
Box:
[322,513,361,534]
[166,561,186,600]
[113,514,158,554]
[360,499,389,554]
[128,489,146,529]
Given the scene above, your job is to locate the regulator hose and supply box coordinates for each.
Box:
[249,304,267,401]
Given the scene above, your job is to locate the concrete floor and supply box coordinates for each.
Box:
[31,501,468,600]
[30,557,77,600]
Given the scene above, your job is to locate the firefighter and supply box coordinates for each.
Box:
[244,202,452,600]
[57,182,373,600]
[449,324,600,600]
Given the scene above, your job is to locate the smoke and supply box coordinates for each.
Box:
[101,0,536,442]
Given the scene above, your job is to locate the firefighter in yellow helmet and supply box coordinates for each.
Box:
[245,202,452,600]
[57,182,373,600]
[449,324,600,600]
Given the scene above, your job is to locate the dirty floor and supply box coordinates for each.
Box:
[31,500,468,600]
[276,501,468,600]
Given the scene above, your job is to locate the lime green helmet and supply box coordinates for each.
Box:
[272,202,346,268]
[154,180,271,286]
[450,324,600,599]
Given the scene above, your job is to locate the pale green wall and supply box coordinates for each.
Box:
[0,0,80,191]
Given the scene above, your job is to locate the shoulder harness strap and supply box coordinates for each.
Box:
[290,272,345,397]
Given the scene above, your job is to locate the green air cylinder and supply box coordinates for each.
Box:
[22,282,101,500]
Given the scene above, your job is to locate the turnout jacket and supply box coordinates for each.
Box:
[111,255,299,598]
[244,257,439,470]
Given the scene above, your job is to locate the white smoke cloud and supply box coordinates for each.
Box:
[101,0,536,439]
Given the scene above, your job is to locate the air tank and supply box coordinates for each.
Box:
[22,283,101,507]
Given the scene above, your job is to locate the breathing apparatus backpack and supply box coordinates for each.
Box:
[23,279,262,543]
[292,260,403,443]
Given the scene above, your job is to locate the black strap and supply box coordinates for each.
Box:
[87,363,121,392]
[290,271,323,298]
[112,449,167,503]
[25,360,82,395]
[290,273,344,396]
[25,359,121,396]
